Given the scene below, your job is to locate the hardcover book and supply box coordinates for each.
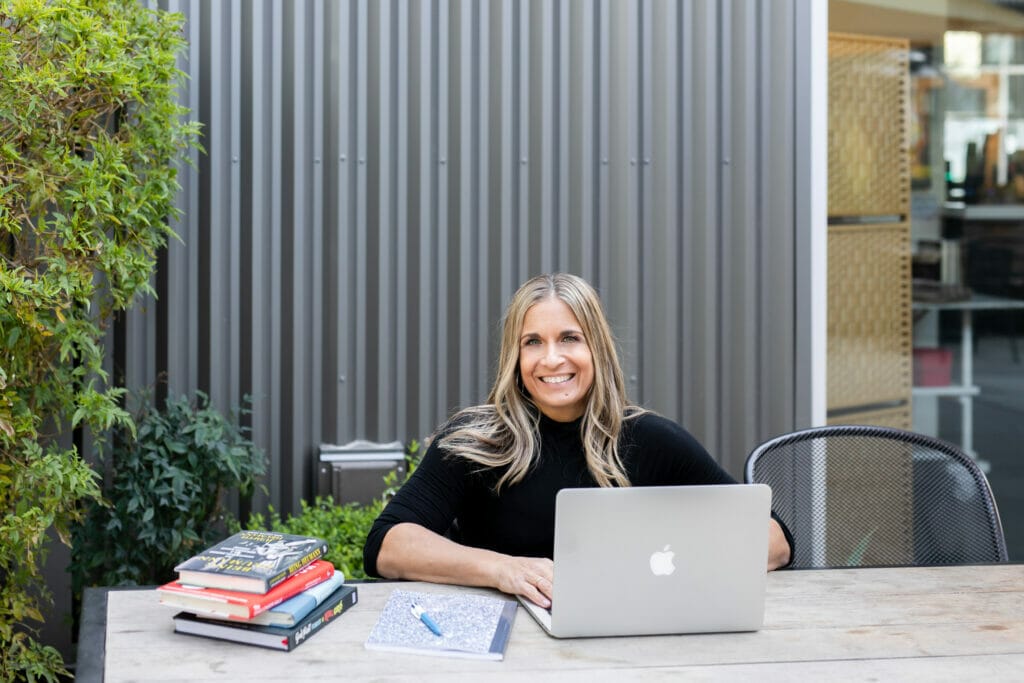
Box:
[158,560,334,620]
[174,530,329,593]
[364,589,517,661]
[173,584,358,652]
[203,572,346,628]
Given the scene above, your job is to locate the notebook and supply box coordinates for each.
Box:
[517,483,772,638]
[364,589,517,660]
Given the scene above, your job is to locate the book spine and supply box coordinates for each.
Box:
[285,586,358,651]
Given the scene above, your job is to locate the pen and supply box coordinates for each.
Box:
[410,603,443,637]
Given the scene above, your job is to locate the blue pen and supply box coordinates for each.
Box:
[410,603,443,637]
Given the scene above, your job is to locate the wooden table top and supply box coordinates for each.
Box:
[101,564,1024,681]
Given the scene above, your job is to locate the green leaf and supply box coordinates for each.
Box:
[845,529,877,566]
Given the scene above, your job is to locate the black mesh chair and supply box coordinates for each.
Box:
[745,425,1008,568]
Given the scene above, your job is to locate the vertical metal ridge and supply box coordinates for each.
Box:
[557,0,570,273]
[334,0,354,442]
[311,0,326,454]
[286,0,311,511]
[436,0,450,413]
[637,0,651,406]
[354,0,369,434]
[573,0,594,280]
[458,0,474,405]
[377,0,394,435]
[597,0,610,289]
[195,0,214,396]
[268,0,284,506]
[228,0,242,416]
[396,0,410,442]
[714,0,731,457]
[476,0,492,401]
[416,1,435,431]
[241,0,265,505]
[676,0,692,418]
[499,0,515,307]
[538,1,555,273]
[516,0,529,280]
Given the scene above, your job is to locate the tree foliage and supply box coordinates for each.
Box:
[0,0,199,679]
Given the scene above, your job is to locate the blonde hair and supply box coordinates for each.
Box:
[440,273,643,490]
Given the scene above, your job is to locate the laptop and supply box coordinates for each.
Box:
[518,483,772,638]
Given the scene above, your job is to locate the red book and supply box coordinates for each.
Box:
[157,560,334,621]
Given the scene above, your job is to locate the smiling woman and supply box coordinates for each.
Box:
[518,298,595,422]
[362,273,795,609]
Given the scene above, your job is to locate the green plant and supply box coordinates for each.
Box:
[0,0,199,679]
[242,440,422,580]
[71,391,266,589]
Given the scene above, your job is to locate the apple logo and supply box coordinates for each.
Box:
[649,544,676,576]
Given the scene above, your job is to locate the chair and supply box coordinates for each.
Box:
[745,425,1008,568]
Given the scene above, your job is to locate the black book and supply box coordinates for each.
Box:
[174,530,329,594]
[173,584,358,651]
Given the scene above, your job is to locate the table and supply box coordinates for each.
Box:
[912,294,1024,469]
[96,564,1024,681]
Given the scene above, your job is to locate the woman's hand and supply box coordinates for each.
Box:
[377,522,554,605]
[767,518,792,570]
[491,556,554,608]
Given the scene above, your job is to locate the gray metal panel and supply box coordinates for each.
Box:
[115,0,815,514]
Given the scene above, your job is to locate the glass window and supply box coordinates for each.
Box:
[831,0,1024,561]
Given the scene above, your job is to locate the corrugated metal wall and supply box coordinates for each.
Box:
[122,0,816,515]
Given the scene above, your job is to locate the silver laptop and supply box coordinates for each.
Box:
[518,484,772,638]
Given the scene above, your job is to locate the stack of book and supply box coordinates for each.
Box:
[157,530,358,651]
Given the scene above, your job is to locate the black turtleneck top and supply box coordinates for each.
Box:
[362,411,738,577]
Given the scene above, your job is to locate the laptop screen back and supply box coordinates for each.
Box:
[528,484,771,638]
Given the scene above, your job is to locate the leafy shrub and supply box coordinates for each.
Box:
[70,391,266,590]
[0,1,199,679]
[241,441,421,580]
[244,497,384,581]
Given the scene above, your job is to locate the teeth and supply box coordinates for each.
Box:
[541,375,573,384]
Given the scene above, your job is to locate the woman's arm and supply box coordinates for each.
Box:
[376,522,554,608]
[767,518,792,570]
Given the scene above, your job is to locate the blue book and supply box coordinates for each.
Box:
[260,573,346,627]
[195,572,346,627]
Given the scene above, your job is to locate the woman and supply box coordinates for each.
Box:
[363,273,792,608]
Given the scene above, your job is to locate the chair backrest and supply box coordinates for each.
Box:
[745,425,1008,568]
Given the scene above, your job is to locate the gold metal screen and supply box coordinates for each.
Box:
[828,32,910,218]
[827,33,913,563]
[827,222,912,411]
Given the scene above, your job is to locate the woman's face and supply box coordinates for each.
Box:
[518,297,594,422]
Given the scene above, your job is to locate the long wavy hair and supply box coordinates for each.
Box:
[439,273,643,490]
